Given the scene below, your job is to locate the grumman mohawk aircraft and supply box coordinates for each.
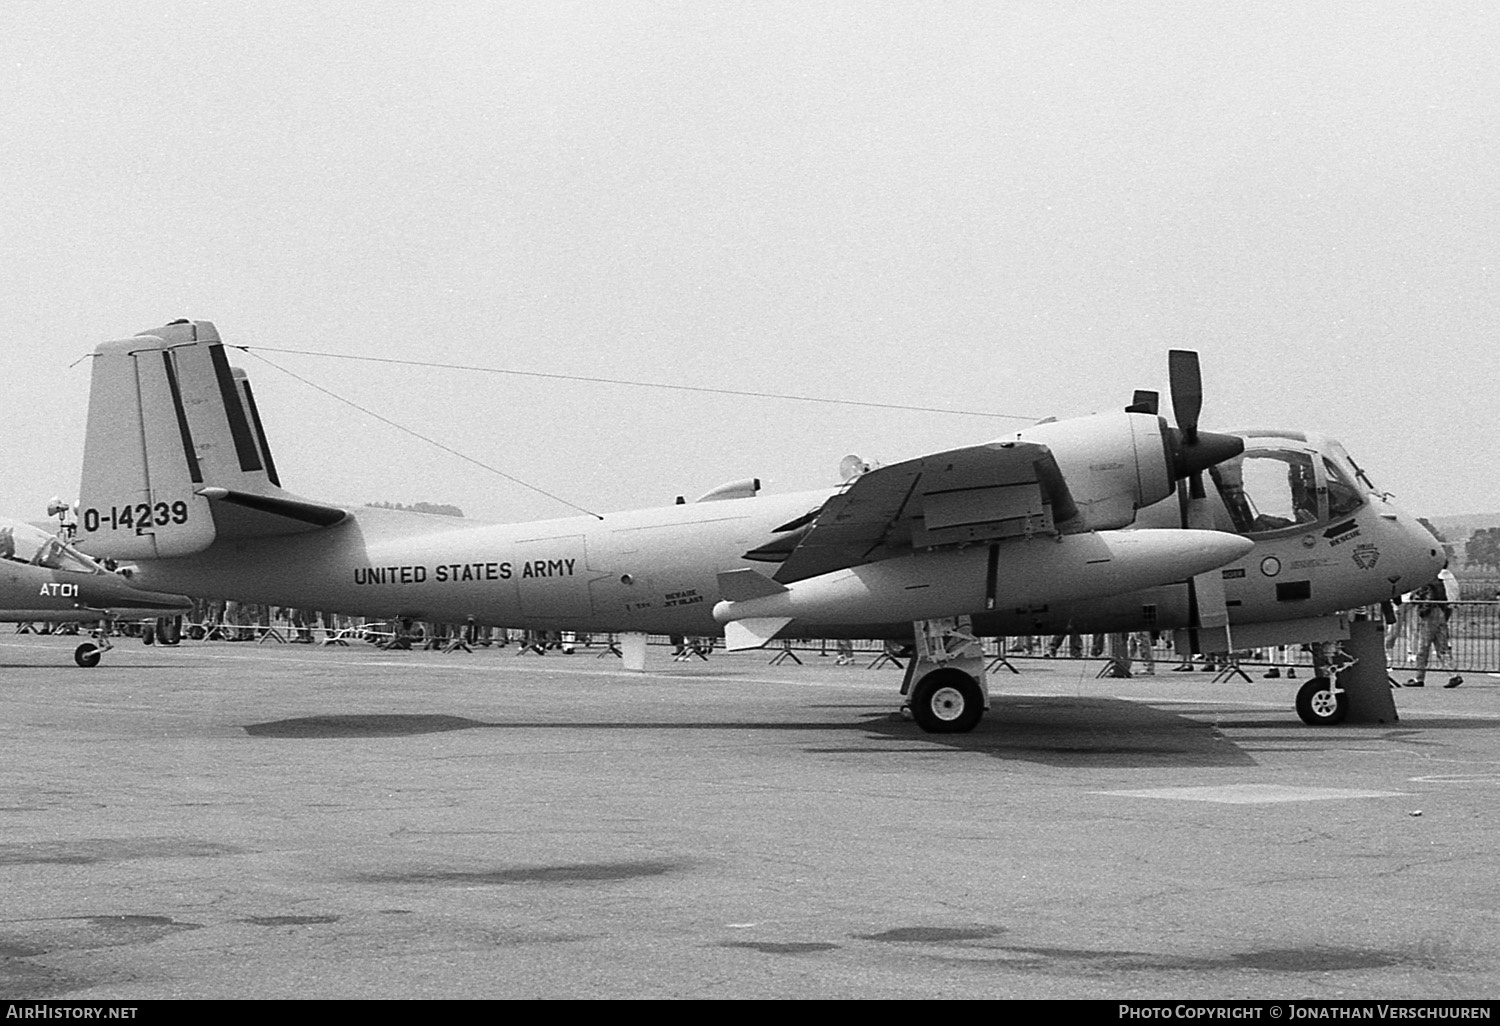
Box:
[73,321,1438,731]
[0,514,190,666]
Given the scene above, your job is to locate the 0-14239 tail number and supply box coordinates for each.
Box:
[82,501,190,535]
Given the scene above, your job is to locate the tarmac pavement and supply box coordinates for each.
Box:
[1,633,1498,1000]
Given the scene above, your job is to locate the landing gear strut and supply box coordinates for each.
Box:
[901,616,990,734]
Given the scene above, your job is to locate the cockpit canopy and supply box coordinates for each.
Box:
[1209,435,1366,537]
[0,520,102,574]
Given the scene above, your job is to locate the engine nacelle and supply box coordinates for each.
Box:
[1016,412,1241,531]
[1014,413,1170,530]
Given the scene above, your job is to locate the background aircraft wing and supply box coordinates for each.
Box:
[772,440,1079,584]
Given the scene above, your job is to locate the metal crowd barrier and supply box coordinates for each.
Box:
[111,601,1500,675]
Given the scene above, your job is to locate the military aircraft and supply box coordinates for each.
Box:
[0,514,190,666]
[882,425,1444,726]
[709,371,1445,727]
[72,320,1259,732]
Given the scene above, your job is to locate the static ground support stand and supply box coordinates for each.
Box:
[620,632,648,672]
[1295,619,1397,726]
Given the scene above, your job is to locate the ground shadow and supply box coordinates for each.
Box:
[245,695,1257,768]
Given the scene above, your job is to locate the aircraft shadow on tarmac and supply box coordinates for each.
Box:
[242,696,1256,768]
[839,695,1258,767]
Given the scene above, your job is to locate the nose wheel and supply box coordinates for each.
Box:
[72,621,115,668]
[1295,676,1348,725]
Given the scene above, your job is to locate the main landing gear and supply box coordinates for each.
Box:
[901,616,990,734]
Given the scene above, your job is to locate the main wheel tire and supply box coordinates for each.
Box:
[909,669,985,734]
[1296,676,1348,725]
[74,644,101,668]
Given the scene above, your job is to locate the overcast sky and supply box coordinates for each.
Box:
[4,2,1497,526]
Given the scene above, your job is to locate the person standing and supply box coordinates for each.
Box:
[1407,572,1462,688]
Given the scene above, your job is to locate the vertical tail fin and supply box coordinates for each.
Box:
[77,324,219,558]
[78,320,347,560]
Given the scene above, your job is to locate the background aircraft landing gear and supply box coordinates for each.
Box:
[74,620,116,667]
[1295,677,1347,725]
[909,668,985,733]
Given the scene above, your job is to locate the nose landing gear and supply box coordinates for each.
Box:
[72,620,116,668]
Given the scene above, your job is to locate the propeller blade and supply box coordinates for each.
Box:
[1187,561,1231,647]
[1185,477,1213,528]
[1168,349,1202,443]
[1175,476,1232,655]
[1162,348,1241,480]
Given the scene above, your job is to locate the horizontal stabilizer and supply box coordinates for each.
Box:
[723,617,794,652]
[197,487,348,528]
[717,568,789,603]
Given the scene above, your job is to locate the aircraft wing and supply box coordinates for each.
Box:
[771,440,1080,584]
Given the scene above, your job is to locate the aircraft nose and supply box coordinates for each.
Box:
[1415,523,1447,574]
[1391,512,1447,588]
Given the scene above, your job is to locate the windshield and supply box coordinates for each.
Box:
[1329,439,1381,495]
[1323,456,1364,519]
[0,521,101,574]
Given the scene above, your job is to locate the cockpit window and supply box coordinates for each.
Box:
[1211,450,1320,535]
[0,523,100,574]
[1324,457,1364,519]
